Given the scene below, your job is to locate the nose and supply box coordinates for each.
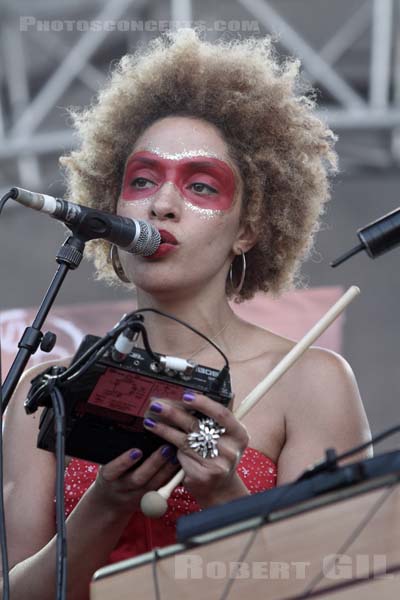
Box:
[149,181,183,221]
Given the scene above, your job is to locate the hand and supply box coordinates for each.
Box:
[142,390,250,507]
[92,444,180,514]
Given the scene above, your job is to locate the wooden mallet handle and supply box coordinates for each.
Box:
[140,286,360,517]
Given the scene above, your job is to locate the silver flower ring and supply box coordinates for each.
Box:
[186,417,226,459]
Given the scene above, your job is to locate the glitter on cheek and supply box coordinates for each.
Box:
[118,197,153,207]
[183,201,224,219]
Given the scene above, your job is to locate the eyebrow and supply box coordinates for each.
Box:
[129,156,158,165]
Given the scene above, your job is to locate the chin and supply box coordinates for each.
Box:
[133,277,183,297]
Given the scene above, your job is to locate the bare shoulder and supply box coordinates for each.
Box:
[276,346,372,482]
[284,345,366,414]
[4,356,72,479]
[4,357,70,432]
[240,319,364,407]
[230,318,364,411]
[4,356,71,475]
[230,320,372,481]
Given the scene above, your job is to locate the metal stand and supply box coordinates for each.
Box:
[1,235,85,411]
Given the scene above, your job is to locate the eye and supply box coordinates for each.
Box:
[190,182,218,195]
[131,177,155,189]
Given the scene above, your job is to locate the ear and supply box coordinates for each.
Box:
[233,222,258,255]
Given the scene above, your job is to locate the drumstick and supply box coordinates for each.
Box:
[140,285,360,518]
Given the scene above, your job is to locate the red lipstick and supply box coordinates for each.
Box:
[158,229,178,245]
[145,229,179,259]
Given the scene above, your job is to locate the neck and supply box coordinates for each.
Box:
[135,287,236,360]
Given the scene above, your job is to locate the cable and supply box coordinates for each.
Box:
[0,329,10,600]
[133,308,230,367]
[64,338,115,384]
[0,190,21,599]
[339,424,400,462]
[0,192,13,215]
[52,308,229,391]
[299,483,397,597]
[218,524,262,600]
[215,423,400,600]
[51,386,67,600]
[151,548,162,600]
[297,423,400,481]
[57,322,128,383]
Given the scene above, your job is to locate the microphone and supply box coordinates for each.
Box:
[9,187,161,256]
[331,206,400,268]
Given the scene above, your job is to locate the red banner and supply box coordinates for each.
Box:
[1,286,344,379]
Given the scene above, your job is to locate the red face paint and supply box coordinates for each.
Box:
[120,151,236,211]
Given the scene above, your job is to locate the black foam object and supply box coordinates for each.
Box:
[176,450,400,542]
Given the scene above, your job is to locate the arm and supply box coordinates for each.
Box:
[3,360,130,600]
[276,347,372,485]
[2,362,179,600]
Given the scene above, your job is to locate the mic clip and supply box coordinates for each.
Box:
[24,365,67,414]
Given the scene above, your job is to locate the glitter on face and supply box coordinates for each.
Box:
[120,189,223,220]
[146,146,220,160]
[120,150,237,212]
[120,197,151,207]
[183,201,224,219]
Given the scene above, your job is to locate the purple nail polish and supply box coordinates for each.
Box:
[130,449,142,460]
[161,445,173,458]
[150,402,163,413]
[144,417,157,428]
[182,391,195,402]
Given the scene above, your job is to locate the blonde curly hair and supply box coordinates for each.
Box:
[60,28,337,302]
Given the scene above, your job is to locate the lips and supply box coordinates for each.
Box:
[144,228,179,259]
[158,229,178,245]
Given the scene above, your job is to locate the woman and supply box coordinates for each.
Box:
[3,29,371,599]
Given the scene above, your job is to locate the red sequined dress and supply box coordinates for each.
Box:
[63,447,277,564]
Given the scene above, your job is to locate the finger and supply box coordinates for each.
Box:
[142,415,245,466]
[182,390,249,448]
[100,444,176,484]
[143,416,187,450]
[144,457,182,491]
[145,398,198,433]
[123,444,178,488]
[99,447,143,482]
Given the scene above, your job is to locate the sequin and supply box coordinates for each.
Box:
[62,447,277,564]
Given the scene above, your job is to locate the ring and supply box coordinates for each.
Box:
[186,417,226,459]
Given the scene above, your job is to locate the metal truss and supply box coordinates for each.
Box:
[237,0,400,170]
[0,0,145,191]
[0,0,399,194]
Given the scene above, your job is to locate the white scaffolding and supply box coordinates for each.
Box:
[0,0,399,191]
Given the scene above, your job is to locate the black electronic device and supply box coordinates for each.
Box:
[176,450,400,543]
[33,334,232,465]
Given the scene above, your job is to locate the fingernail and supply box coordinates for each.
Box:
[150,401,163,414]
[170,454,180,465]
[161,445,173,458]
[182,391,195,402]
[130,449,142,460]
[144,417,157,428]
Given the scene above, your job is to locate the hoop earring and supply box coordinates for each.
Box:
[229,249,246,296]
[110,244,130,283]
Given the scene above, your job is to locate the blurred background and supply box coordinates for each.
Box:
[0,0,399,451]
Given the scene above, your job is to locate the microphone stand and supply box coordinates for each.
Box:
[1,234,85,411]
